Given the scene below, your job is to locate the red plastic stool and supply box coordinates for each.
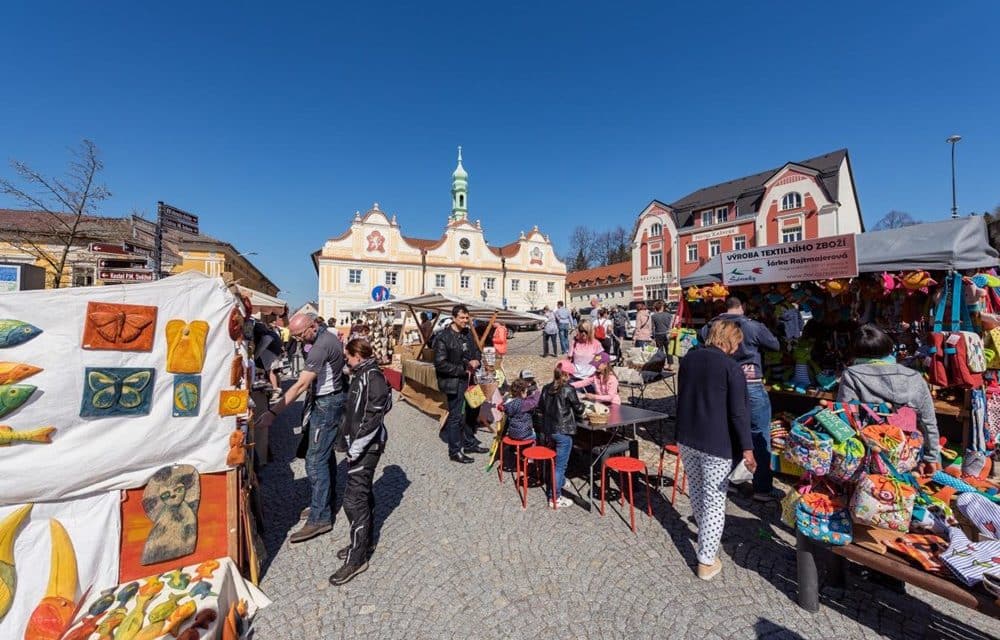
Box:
[657,444,687,506]
[497,436,534,486]
[601,455,652,532]
[520,446,558,510]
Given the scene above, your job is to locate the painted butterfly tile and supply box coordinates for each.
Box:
[80,367,156,417]
[172,374,201,417]
[82,302,158,351]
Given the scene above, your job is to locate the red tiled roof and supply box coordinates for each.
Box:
[566,261,632,288]
[0,209,133,238]
[402,235,446,251]
[489,241,520,258]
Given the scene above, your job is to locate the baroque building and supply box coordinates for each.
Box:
[313,149,567,323]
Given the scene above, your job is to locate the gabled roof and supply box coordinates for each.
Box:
[0,209,135,240]
[671,149,848,228]
[401,235,446,251]
[566,261,632,288]
[489,241,520,258]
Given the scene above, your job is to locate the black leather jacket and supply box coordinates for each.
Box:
[539,382,584,436]
[432,326,480,395]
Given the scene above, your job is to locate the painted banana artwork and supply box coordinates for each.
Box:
[24,519,79,640]
[0,426,56,447]
[0,504,33,622]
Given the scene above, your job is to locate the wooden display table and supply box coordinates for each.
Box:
[400,359,448,423]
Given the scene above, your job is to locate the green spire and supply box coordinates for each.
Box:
[451,146,468,221]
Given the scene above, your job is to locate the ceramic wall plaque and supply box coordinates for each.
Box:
[217,390,248,417]
[0,320,42,348]
[172,375,201,418]
[0,383,36,419]
[165,320,209,374]
[80,367,155,417]
[140,464,200,565]
[82,302,158,352]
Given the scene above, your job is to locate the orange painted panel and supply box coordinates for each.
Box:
[82,302,158,351]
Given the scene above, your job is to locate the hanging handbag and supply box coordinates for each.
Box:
[829,437,865,482]
[926,275,953,387]
[859,422,906,468]
[796,489,853,545]
[850,454,918,532]
[986,383,1000,447]
[782,422,834,476]
[463,384,487,408]
[668,327,698,358]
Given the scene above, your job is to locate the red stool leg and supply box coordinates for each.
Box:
[643,464,653,517]
[671,453,681,505]
[626,471,636,532]
[657,447,666,486]
[521,459,529,510]
[600,461,608,516]
[619,470,625,507]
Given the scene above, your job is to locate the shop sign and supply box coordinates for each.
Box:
[691,226,739,242]
[99,269,155,282]
[721,233,857,286]
[0,265,20,292]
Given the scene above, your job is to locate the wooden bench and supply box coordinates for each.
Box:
[796,531,1000,618]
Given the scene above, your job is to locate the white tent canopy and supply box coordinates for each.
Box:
[356,292,545,324]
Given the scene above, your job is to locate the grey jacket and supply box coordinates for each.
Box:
[836,363,941,463]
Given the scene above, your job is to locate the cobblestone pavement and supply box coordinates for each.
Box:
[253,331,999,640]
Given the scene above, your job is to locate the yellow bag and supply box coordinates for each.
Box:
[464,384,486,408]
[986,327,1000,370]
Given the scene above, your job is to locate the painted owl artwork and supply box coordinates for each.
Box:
[140,464,201,565]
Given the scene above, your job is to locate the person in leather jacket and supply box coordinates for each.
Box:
[539,361,584,507]
[432,304,483,462]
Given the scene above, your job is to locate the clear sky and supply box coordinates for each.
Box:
[1,1,997,307]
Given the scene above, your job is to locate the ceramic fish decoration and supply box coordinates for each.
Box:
[24,519,80,640]
[190,559,220,583]
[0,384,36,419]
[165,568,191,590]
[188,580,217,600]
[114,582,139,607]
[87,587,117,617]
[165,320,210,374]
[0,425,55,446]
[0,362,42,385]
[79,368,154,418]
[0,321,42,349]
[0,504,32,621]
[162,599,196,635]
[114,577,163,640]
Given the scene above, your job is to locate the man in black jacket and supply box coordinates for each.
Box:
[433,304,484,463]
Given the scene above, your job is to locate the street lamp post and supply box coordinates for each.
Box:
[947,135,962,218]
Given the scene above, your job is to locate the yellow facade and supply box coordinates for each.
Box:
[174,245,279,296]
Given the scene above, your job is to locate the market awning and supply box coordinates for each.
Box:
[679,217,999,287]
[361,293,545,325]
[237,285,288,317]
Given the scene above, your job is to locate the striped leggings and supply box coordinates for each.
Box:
[679,444,731,565]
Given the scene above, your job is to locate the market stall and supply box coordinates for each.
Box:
[363,294,544,422]
[0,271,269,639]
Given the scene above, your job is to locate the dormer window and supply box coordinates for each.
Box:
[781,192,803,211]
[715,207,728,223]
[700,211,712,227]
[650,222,662,237]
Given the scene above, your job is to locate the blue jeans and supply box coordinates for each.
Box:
[747,382,773,494]
[305,392,345,525]
[550,433,573,499]
[558,326,570,354]
[542,332,558,356]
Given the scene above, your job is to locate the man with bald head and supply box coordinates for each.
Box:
[257,311,346,542]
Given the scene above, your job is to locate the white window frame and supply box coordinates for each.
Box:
[781,226,803,243]
[709,240,721,257]
[348,269,362,285]
[715,207,728,224]
[700,211,712,227]
[781,192,803,211]
[529,280,538,292]
[650,222,662,237]
[460,275,470,289]
[547,282,555,294]
[686,244,698,263]
[384,271,397,286]
[510,279,520,291]
[733,235,747,251]
[485,277,495,291]
[649,250,663,268]
[434,274,446,288]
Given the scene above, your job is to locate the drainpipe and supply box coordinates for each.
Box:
[420,250,427,294]
[501,257,507,308]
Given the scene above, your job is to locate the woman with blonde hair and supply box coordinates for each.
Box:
[565,319,605,379]
[675,320,754,581]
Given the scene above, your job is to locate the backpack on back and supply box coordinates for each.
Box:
[594,323,607,340]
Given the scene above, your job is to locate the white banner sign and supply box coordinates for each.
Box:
[721,233,858,285]
[691,226,739,242]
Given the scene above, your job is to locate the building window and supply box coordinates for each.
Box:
[709,240,721,257]
[460,275,470,289]
[650,250,662,268]
[782,192,803,210]
[700,211,712,227]
[782,226,803,243]
[529,280,538,292]
[485,277,495,290]
[511,279,520,291]
[384,271,397,286]
[686,244,698,263]
[547,282,555,294]
[650,222,662,237]
[733,235,747,251]
[349,269,362,285]
[434,274,446,288]
[459,194,464,207]
[715,207,728,223]
[72,266,94,287]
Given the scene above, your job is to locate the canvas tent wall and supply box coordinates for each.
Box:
[680,217,999,287]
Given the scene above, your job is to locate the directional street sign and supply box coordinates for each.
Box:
[158,202,200,235]
[99,269,155,282]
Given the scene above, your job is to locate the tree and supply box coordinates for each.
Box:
[567,225,596,270]
[873,210,917,230]
[522,288,540,309]
[571,248,588,272]
[0,140,111,287]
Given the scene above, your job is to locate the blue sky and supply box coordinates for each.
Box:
[1,2,997,307]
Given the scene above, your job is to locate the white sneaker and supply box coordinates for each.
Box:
[555,496,573,509]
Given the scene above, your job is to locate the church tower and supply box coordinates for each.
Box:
[450,146,468,222]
